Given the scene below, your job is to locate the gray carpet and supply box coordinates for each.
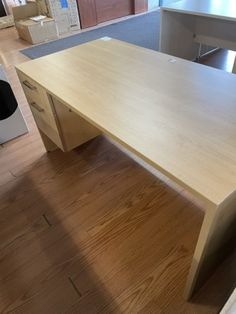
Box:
[21,11,160,59]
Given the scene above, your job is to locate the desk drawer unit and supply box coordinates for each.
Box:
[17,71,64,150]
[17,70,100,152]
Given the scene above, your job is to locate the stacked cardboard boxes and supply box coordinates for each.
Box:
[12,2,58,44]
[12,0,81,44]
[37,0,81,34]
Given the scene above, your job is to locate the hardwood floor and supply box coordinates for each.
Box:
[1,26,236,313]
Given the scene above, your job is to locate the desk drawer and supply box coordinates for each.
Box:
[29,97,58,132]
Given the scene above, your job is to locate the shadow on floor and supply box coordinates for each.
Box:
[0,136,235,313]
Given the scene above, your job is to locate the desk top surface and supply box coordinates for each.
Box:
[16,38,236,207]
[162,0,236,22]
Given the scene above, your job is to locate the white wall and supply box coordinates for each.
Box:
[148,0,159,10]
[160,0,179,5]
[148,0,179,10]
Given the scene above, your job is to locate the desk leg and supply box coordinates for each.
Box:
[184,191,236,300]
[233,57,236,74]
[159,10,199,60]
[39,130,58,152]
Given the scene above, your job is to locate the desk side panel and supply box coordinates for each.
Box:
[50,96,101,151]
[233,57,236,74]
[184,191,236,299]
[159,9,199,60]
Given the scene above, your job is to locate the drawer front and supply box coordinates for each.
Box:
[29,97,59,133]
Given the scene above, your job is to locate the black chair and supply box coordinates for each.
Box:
[0,0,6,17]
[0,80,18,121]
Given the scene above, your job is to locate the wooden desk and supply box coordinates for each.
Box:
[16,38,236,300]
[159,0,236,60]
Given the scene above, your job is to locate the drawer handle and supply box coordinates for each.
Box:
[30,102,44,112]
[23,80,37,90]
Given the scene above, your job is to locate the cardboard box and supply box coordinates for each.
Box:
[12,2,38,21]
[37,0,81,34]
[15,17,58,44]
[12,3,58,44]
[0,15,14,29]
